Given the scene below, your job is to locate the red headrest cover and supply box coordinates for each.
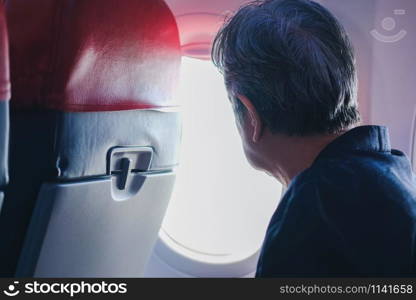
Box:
[6,0,181,111]
[0,3,10,102]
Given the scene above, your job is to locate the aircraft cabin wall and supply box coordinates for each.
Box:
[321,0,416,159]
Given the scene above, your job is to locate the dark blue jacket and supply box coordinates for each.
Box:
[256,126,416,277]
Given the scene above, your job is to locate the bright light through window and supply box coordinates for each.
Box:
[160,57,282,263]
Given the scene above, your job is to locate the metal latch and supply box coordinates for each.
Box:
[107,146,153,190]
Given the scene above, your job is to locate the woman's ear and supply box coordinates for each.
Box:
[237,95,263,143]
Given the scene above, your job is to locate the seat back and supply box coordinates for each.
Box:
[0,0,181,277]
[0,2,10,212]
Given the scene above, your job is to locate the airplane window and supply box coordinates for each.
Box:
[156,57,282,275]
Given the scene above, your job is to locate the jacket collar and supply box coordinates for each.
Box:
[316,125,391,160]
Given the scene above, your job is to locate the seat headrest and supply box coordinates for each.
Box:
[6,0,181,112]
[0,3,10,102]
